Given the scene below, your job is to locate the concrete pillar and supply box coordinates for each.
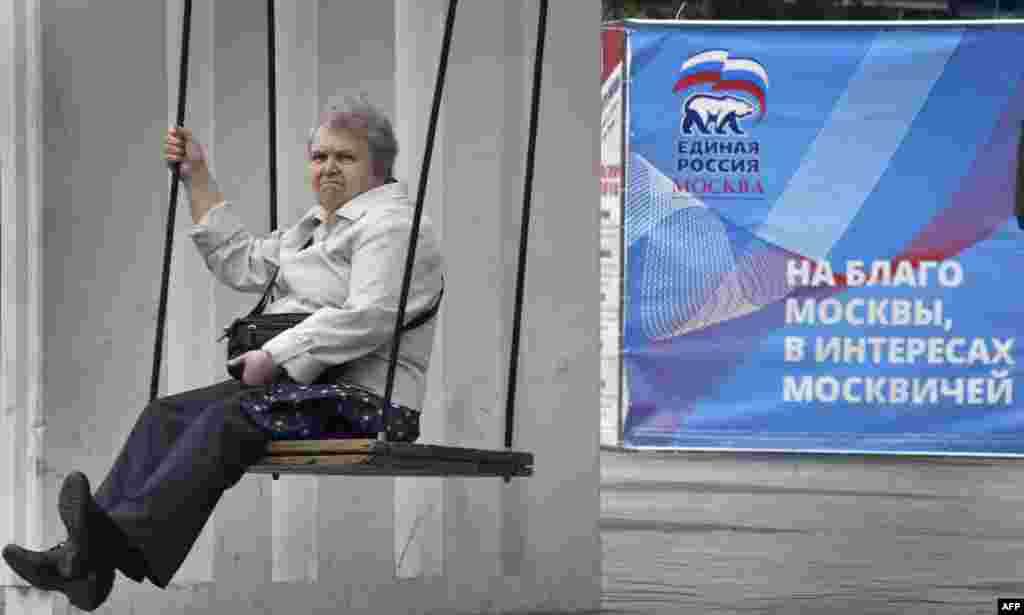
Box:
[269,0,321,586]
[394,1,602,611]
[508,3,602,608]
[1,4,45,615]
[205,0,278,595]
[304,0,402,597]
[318,0,395,115]
[393,0,448,583]
[164,0,218,584]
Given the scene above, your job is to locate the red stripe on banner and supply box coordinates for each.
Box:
[713,80,767,117]
[673,71,720,93]
[602,28,625,82]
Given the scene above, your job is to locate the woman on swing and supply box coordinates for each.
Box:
[2,94,444,611]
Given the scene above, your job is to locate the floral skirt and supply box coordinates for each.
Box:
[237,382,421,442]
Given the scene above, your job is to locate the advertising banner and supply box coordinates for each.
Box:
[622,21,1024,454]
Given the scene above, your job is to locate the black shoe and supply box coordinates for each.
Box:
[1,543,66,590]
[57,471,95,578]
[58,470,152,583]
[2,543,115,611]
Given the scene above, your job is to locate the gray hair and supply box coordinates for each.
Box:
[306,93,398,180]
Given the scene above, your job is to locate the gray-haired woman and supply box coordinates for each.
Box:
[2,95,444,611]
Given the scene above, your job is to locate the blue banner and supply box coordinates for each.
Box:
[622,21,1024,454]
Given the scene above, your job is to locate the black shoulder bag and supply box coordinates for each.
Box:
[219,240,443,360]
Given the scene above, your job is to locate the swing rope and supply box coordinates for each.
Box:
[504,0,548,449]
[267,0,279,232]
[150,0,193,402]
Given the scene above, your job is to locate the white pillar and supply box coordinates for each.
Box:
[311,0,403,599]
[393,0,448,582]
[508,2,603,609]
[394,1,602,612]
[318,0,395,116]
[165,0,218,584]
[1,3,45,613]
[270,0,322,586]
[204,0,277,591]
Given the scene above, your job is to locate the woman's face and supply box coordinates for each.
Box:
[309,126,382,214]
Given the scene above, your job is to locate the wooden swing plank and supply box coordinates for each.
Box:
[265,454,372,466]
[249,457,531,478]
[248,463,530,478]
[251,439,534,478]
[264,439,533,465]
[371,441,533,465]
[265,439,374,455]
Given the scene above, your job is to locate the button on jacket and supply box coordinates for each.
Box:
[188,181,444,410]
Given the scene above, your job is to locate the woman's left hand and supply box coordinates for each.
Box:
[227,350,279,385]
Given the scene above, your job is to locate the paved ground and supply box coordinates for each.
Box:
[600,448,1024,614]
[4,449,1022,614]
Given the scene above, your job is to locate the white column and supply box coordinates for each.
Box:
[3,0,52,613]
[435,0,528,605]
[318,0,395,116]
[310,0,403,599]
[394,0,448,582]
[397,1,603,611]
[1,0,26,589]
[509,1,602,610]
[165,0,218,584]
[1,0,44,601]
[206,0,276,591]
[271,0,321,584]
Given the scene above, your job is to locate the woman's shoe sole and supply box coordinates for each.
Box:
[65,566,115,612]
[2,543,114,611]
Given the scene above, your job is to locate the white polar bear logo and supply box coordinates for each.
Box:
[680,94,755,136]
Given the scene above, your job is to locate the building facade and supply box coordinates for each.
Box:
[1,2,601,614]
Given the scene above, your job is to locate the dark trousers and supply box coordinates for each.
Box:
[93,380,271,588]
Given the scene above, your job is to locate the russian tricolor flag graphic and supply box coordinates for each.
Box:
[672,49,728,91]
[673,50,769,118]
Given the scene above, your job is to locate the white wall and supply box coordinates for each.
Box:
[1,1,601,613]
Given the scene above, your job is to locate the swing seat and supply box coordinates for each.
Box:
[249,439,533,478]
[237,383,532,479]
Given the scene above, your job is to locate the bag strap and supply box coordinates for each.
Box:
[246,239,308,318]
[401,282,444,331]
[248,266,282,317]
